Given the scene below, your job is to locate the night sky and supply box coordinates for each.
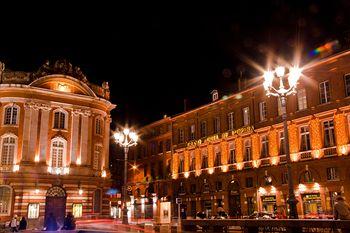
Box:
[0,1,350,129]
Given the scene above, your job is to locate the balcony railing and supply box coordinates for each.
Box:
[300,150,312,161]
[323,146,337,157]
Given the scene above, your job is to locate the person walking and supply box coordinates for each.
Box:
[9,215,18,232]
[62,212,76,230]
[18,217,27,231]
[334,196,350,220]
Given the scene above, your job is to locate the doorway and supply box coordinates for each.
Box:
[45,186,67,228]
[228,181,241,218]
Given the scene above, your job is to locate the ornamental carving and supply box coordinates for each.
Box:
[32,59,88,82]
[46,186,66,197]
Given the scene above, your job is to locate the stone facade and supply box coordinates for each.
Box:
[130,50,350,219]
[0,60,115,227]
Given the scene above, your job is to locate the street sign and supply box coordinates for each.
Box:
[176,197,182,204]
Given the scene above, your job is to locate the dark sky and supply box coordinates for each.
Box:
[0,1,350,128]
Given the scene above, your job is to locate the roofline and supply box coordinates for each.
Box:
[303,48,350,70]
[139,117,172,131]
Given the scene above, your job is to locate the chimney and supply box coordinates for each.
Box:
[211,90,219,102]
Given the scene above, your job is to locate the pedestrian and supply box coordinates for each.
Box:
[44,213,58,231]
[334,196,350,220]
[18,217,27,231]
[181,208,187,219]
[62,212,76,230]
[9,215,18,232]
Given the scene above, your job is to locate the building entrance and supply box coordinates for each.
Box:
[228,181,241,218]
[45,186,67,228]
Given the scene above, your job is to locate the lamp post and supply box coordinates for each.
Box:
[114,128,138,224]
[263,65,302,219]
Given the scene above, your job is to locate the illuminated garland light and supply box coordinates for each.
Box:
[34,155,40,163]
[252,160,260,168]
[270,186,277,194]
[258,187,267,195]
[291,153,300,162]
[184,172,190,178]
[12,165,20,172]
[221,165,228,172]
[35,189,40,194]
[313,183,321,191]
[339,145,348,156]
[76,157,81,165]
[195,170,202,176]
[312,149,321,159]
[270,157,279,165]
[172,173,178,179]
[208,168,214,174]
[236,162,244,170]
[298,184,307,193]
[101,170,107,178]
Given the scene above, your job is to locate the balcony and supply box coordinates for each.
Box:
[260,158,270,167]
[244,161,252,169]
[300,151,312,161]
[323,146,337,157]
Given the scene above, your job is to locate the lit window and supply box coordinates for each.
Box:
[72,203,83,218]
[213,117,220,134]
[50,138,66,169]
[53,110,67,129]
[324,120,335,147]
[297,89,307,110]
[345,74,350,97]
[3,105,19,125]
[93,189,102,213]
[189,124,195,140]
[200,121,207,138]
[260,135,269,158]
[244,139,251,161]
[259,102,267,121]
[214,146,221,166]
[189,151,195,171]
[300,126,311,151]
[319,81,331,104]
[178,128,184,143]
[242,107,250,126]
[95,118,103,135]
[201,149,208,169]
[93,145,102,170]
[178,155,184,173]
[227,112,234,131]
[0,186,12,215]
[229,142,236,164]
[1,135,16,165]
[327,167,339,181]
[279,131,285,155]
[28,203,39,219]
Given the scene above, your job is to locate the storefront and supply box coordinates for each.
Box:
[302,193,322,219]
[261,195,277,214]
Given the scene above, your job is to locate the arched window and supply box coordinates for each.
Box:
[95,118,103,135]
[0,134,17,165]
[53,109,67,130]
[93,189,102,213]
[0,185,12,216]
[3,105,19,125]
[50,137,66,168]
[93,145,102,170]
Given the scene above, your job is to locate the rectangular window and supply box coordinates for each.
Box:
[179,158,184,173]
[213,117,220,134]
[300,126,311,151]
[178,129,184,143]
[279,131,285,155]
[327,167,339,181]
[200,121,207,138]
[246,177,253,188]
[243,107,250,126]
[201,149,208,169]
[297,88,307,110]
[189,124,196,140]
[216,181,222,191]
[229,142,236,164]
[345,74,350,97]
[158,141,163,154]
[28,203,40,219]
[244,139,252,161]
[93,145,102,170]
[190,184,196,194]
[319,81,331,104]
[261,135,269,158]
[259,102,267,121]
[190,152,195,171]
[324,120,335,147]
[214,147,221,167]
[282,172,288,184]
[72,203,83,218]
[227,112,234,131]
[165,139,171,151]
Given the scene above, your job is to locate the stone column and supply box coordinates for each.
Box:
[70,110,80,165]
[28,106,39,162]
[38,105,51,163]
[80,110,91,165]
[21,103,31,162]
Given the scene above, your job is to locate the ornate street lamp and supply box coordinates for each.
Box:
[263,65,302,219]
[114,128,138,224]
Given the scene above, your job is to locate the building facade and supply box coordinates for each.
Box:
[130,50,350,219]
[0,60,115,227]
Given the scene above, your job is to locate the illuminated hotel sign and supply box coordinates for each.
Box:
[186,125,254,147]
